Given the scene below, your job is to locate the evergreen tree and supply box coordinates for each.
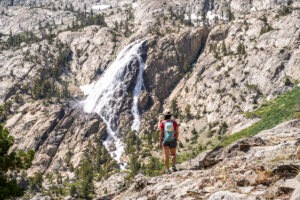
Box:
[0,123,35,199]
[7,30,13,47]
[113,21,119,31]
[29,172,43,192]
[237,42,245,55]
[222,41,227,55]
[124,19,130,37]
[77,159,94,199]
[84,4,87,18]
[185,104,191,119]
[129,153,140,176]
[170,99,179,117]
[228,8,235,21]
[70,184,77,197]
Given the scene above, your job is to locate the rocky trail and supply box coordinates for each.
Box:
[104,119,300,200]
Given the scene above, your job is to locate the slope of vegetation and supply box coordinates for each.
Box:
[220,87,300,146]
[176,87,300,166]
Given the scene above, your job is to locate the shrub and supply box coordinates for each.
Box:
[260,24,273,35]
[185,104,191,119]
[237,42,246,54]
[70,185,77,197]
[170,99,179,117]
[29,172,43,192]
[278,6,291,16]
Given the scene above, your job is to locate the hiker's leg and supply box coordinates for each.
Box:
[170,147,176,166]
[163,146,170,169]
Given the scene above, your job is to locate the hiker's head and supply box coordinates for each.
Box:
[163,109,172,120]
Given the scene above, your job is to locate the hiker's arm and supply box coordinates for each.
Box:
[159,128,164,147]
[175,126,179,140]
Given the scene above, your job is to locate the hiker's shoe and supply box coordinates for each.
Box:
[172,165,177,172]
[165,169,172,174]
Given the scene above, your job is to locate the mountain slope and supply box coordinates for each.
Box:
[0,0,299,199]
[109,119,300,199]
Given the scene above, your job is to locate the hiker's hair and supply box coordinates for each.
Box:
[164,114,172,120]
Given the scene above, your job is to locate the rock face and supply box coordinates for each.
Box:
[58,27,117,86]
[291,184,300,200]
[5,100,107,175]
[113,119,300,199]
[148,3,300,146]
[144,27,210,102]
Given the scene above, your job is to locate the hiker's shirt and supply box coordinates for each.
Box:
[160,120,178,140]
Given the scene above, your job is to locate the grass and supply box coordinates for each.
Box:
[220,87,300,146]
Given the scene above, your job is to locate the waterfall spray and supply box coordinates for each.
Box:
[80,40,146,169]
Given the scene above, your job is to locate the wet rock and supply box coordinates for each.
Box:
[138,91,150,111]
[84,119,100,138]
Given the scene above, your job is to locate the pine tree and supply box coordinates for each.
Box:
[124,19,130,37]
[0,123,35,199]
[237,42,245,55]
[129,153,140,176]
[170,99,179,117]
[77,159,94,199]
[90,8,94,18]
[70,184,77,197]
[185,104,191,119]
[84,4,87,18]
[7,30,13,46]
[114,21,119,31]
[222,41,227,55]
[29,172,43,192]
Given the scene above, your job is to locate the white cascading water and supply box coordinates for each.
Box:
[80,40,146,169]
[131,54,145,131]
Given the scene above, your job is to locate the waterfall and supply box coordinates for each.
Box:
[80,40,146,168]
[131,55,145,132]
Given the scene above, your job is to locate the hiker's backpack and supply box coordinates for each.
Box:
[163,120,175,142]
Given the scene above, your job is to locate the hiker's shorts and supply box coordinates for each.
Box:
[163,139,177,148]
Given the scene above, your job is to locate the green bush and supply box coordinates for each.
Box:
[185,104,191,119]
[278,6,291,16]
[237,42,246,54]
[260,24,273,35]
[29,172,43,192]
[143,157,163,177]
[170,99,179,117]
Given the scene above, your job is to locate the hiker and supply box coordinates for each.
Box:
[159,109,179,174]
